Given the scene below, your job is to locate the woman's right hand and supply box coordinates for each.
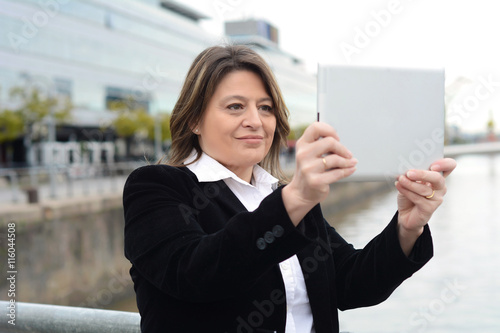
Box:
[282,122,358,226]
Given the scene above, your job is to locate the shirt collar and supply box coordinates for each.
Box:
[184,151,278,188]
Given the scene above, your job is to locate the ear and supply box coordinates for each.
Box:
[189,122,200,135]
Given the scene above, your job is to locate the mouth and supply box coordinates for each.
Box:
[237,135,264,144]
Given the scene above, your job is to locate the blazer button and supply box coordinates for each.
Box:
[272,225,284,237]
[256,238,267,250]
[264,231,275,244]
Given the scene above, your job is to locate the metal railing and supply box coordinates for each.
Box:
[0,162,145,204]
[0,301,140,333]
[443,141,500,157]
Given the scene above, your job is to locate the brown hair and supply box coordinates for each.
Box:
[160,45,290,182]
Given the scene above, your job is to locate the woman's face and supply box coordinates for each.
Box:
[197,70,276,179]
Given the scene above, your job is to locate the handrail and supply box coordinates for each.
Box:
[0,162,145,203]
[443,141,500,157]
[0,301,140,333]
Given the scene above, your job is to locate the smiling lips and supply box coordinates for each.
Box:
[237,135,264,144]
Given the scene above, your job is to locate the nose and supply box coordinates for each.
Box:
[242,106,263,129]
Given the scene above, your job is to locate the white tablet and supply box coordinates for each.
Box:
[317,64,444,182]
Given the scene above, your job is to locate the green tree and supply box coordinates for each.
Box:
[288,124,308,141]
[9,86,72,127]
[108,99,172,158]
[0,109,24,164]
[109,99,152,158]
[0,109,23,143]
[152,112,171,142]
[6,85,72,165]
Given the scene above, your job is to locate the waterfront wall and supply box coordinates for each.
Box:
[0,196,134,309]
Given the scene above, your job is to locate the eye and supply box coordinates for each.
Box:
[259,105,274,112]
[228,103,244,111]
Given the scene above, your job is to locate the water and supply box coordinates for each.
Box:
[333,153,500,332]
[0,207,133,308]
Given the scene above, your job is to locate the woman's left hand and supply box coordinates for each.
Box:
[395,158,457,255]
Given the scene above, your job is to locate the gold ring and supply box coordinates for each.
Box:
[322,158,327,170]
[425,190,435,199]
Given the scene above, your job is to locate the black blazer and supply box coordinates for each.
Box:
[123,165,433,333]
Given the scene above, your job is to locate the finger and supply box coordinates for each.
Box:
[300,122,340,143]
[296,136,353,163]
[312,136,353,159]
[430,158,457,178]
[322,165,357,183]
[323,154,358,170]
[405,170,445,190]
[397,175,435,198]
[395,180,437,207]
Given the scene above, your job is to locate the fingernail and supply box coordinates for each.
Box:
[430,165,440,171]
[406,171,416,179]
[394,181,399,187]
[351,158,358,165]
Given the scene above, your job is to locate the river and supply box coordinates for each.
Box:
[109,153,500,332]
[332,153,500,332]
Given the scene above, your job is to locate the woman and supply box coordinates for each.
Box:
[123,45,456,333]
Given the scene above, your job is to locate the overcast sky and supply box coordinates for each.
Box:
[185,0,500,135]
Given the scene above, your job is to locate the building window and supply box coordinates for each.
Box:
[105,86,150,111]
[54,78,73,99]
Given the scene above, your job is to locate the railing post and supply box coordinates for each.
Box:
[82,164,89,196]
[7,171,20,203]
[65,167,73,197]
[49,161,57,199]
[29,166,38,188]
[109,163,117,193]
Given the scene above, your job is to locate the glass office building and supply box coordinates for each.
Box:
[0,0,316,164]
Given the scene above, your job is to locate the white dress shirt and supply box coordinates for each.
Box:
[185,152,315,333]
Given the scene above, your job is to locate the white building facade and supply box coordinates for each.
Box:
[0,0,316,166]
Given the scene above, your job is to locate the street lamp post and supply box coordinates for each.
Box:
[47,108,57,199]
